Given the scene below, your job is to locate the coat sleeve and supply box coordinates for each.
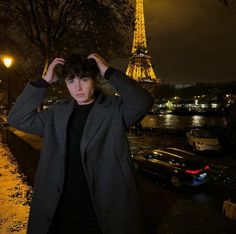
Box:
[7,82,50,136]
[108,69,154,128]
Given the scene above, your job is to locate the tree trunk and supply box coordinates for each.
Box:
[42,55,49,77]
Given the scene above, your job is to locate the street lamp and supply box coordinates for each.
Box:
[3,57,13,68]
[1,55,14,111]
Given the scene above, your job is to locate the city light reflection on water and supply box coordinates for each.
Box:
[191,115,202,127]
[141,114,227,129]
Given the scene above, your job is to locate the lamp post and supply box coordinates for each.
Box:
[2,55,13,111]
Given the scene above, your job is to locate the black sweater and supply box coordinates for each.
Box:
[56,101,98,224]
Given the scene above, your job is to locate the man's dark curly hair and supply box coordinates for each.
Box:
[57,54,100,80]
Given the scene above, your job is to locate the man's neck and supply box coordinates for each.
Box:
[76,99,95,106]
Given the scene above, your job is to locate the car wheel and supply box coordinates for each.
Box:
[171,175,182,187]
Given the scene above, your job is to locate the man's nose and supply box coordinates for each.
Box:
[75,79,82,90]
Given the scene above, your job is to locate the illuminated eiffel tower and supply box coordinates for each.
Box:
[126,0,160,84]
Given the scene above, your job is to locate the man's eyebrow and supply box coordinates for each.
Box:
[65,78,74,82]
[65,76,79,81]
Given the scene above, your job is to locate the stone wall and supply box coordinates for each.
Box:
[7,127,42,185]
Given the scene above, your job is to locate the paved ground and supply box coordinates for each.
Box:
[1,138,236,234]
[0,143,31,234]
[137,172,236,234]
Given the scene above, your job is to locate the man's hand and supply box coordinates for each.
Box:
[87,53,109,77]
[43,58,65,84]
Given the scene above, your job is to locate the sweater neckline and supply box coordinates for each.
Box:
[74,101,95,112]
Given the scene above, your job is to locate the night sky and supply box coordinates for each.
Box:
[111,0,236,84]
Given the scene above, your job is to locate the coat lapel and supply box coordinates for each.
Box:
[56,100,75,153]
[80,94,107,158]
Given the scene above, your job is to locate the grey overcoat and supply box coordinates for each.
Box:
[8,69,154,234]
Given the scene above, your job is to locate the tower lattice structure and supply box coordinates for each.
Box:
[126,0,160,84]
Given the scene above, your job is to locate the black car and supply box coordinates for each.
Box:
[132,147,209,187]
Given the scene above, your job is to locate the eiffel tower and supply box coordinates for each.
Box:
[126,0,160,85]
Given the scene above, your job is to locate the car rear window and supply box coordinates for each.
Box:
[184,160,206,170]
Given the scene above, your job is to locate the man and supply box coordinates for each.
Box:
[8,53,154,234]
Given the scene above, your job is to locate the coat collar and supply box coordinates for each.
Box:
[57,100,75,152]
[80,93,108,158]
[57,93,109,159]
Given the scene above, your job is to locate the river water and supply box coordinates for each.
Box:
[141,114,228,129]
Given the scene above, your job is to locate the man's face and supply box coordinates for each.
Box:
[65,77,95,105]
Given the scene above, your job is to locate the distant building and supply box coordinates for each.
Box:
[174,84,193,89]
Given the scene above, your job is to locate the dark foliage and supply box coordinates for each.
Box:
[0,0,135,103]
[219,0,236,10]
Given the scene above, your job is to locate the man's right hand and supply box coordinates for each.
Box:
[87,53,109,77]
[43,58,65,84]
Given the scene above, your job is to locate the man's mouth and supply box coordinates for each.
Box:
[76,94,84,97]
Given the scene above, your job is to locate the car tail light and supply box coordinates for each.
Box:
[185,165,209,174]
[185,169,203,174]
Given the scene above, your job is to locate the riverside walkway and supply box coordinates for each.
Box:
[0,143,31,234]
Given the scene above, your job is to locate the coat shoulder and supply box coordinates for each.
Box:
[98,93,123,108]
[45,99,72,111]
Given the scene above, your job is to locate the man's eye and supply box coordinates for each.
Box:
[66,79,74,84]
[81,78,89,82]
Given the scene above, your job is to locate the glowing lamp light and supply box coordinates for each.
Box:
[211,103,218,108]
[3,57,13,68]
[166,100,173,110]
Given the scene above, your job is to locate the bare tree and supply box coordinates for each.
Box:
[0,0,134,107]
[0,0,134,76]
